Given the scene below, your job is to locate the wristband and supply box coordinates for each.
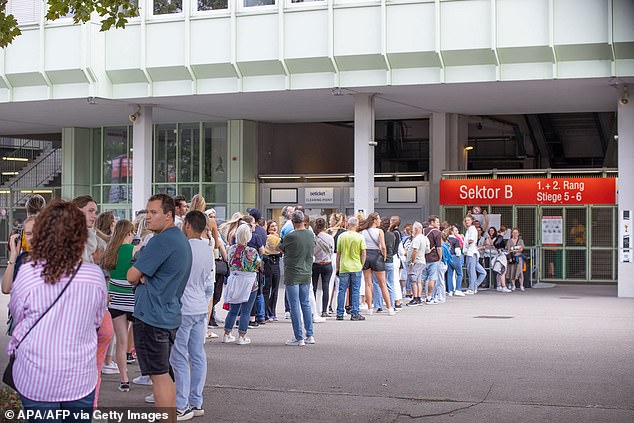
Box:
[7,260,15,265]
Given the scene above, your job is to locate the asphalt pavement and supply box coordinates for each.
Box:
[2,283,633,422]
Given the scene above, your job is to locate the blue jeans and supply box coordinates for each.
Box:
[255,293,266,321]
[466,255,486,291]
[384,262,395,305]
[224,290,258,335]
[286,283,314,340]
[372,274,382,309]
[337,272,362,317]
[447,255,464,292]
[170,313,207,411]
[20,389,95,423]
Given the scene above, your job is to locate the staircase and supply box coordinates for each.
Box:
[0,139,62,209]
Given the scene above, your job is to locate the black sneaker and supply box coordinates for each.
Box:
[118,381,130,392]
[336,316,344,321]
[191,407,204,417]
[394,303,402,309]
[126,353,136,364]
[248,321,259,329]
[321,311,329,318]
[256,319,266,325]
[176,407,194,421]
[345,305,352,315]
[328,306,334,314]
[350,314,366,321]
[406,299,419,306]
[376,308,383,313]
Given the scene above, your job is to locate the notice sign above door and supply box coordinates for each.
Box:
[440,178,616,206]
[305,188,334,204]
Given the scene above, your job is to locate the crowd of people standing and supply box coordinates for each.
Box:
[2,194,528,422]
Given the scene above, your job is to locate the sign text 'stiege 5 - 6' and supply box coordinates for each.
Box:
[439,178,616,205]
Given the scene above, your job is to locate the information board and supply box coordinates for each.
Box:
[541,216,563,245]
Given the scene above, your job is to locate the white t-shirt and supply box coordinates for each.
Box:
[463,226,479,257]
[181,238,214,316]
[407,234,430,265]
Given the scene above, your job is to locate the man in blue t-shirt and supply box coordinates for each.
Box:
[128,194,192,411]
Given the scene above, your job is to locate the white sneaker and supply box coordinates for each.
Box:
[520,286,525,292]
[222,333,236,343]
[502,287,512,293]
[145,393,155,404]
[312,315,326,323]
[454,290,465,297]
[206,330,218,339]
[101,361,119,375]
[236,336,251,345]
[284,312,291,319]
[448,291,454,297]
[285,338,305,346]
[132,375,152,386]
[304,336,316,344]
[496,286,503,292]
[427,299,439,305]
[215,316,225,324]
[387,308,396,316]
[465,290,475,295]
[359,303,369,310]
[176,408,194,421]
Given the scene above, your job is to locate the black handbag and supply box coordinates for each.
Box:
[215,259,229,277]
[3,263,81,391]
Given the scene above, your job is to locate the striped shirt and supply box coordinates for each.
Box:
[7,261,107,402]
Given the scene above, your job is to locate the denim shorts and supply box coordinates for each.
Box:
[363,249,386,272]
[421,261,441,282]
[133,319,177,376]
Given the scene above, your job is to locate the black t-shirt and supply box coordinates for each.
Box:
[329,228,346,253]
[424,227,442,263]
[384,231,396,263]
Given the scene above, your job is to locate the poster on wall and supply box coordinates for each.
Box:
[541,216,563,245]
[621,210,632,263]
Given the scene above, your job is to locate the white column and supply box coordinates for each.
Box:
[430,113,448,216]
[618,89,634,298]
[132,106,153,215]
[354,94,375,216]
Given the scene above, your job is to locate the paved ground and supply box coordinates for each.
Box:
[2,284,634,422]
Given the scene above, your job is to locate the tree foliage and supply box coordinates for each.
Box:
[0,0,139,48]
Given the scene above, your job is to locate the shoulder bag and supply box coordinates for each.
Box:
[3,263,81,391]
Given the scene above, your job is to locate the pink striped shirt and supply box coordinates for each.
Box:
[7,261,107,402]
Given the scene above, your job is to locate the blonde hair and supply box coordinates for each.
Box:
[190,194,206,212]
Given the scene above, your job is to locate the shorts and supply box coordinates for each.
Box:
[421,261,441,282]
[133,319,177,376]
[109,308,133,321]
[363,249,386,272]
[407,262,425,286]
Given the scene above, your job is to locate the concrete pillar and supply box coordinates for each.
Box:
[227,120,257,216]
[429,113,469,215]
[61,128,91,200]
[132,106,153,215]
[354,94,375,216]
[618,90,634,298]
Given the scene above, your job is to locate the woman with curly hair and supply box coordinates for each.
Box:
[7,200,107,417]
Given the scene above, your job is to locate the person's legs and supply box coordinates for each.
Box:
[187,313,207,409]
[19,396,61,423]
[299,283,314,338]
[263,261,274,317]
[111,313,129,384]
[372,273,382,309]
[223,303,240,334]
[311,263,321,299]
[151,373,176,410]
[446,259,456,292]
[320,263,332,313]
[337,273,351,317]
[375,271,392,309]
[170,315,194,411]
[350,271,362,316]
[238,291,258,335]
[385,262,395,306]
[95,311,113,406]
[466,255,477,292]
[268,263,281,318]
[362,268,373,308]
[476,260,487,287]
[255,292,266,322]
[286,284,303,340]
[61,389,96,423]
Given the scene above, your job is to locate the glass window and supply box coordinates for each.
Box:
[203,123,227,183]
[244,0,275,6]
[203,184,227,204]
[154,124,177,183]
[197,0,228,11]
[104,185,131,204]
[177,184,200,202]
[9,0,41,26]
[154,0,182,14]
[103,127,130,188]
[179,124,200,183]
[92,128,102,185]
[154,184,177,197]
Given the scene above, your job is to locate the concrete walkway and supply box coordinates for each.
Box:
[2,284,634,422]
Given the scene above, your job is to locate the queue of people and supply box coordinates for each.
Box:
[2,193,529,422]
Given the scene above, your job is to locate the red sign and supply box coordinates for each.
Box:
[440,178,616,205]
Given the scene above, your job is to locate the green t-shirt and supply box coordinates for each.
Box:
[280,229,314,285]
[109,244,134,281]
[337,231,367,273]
